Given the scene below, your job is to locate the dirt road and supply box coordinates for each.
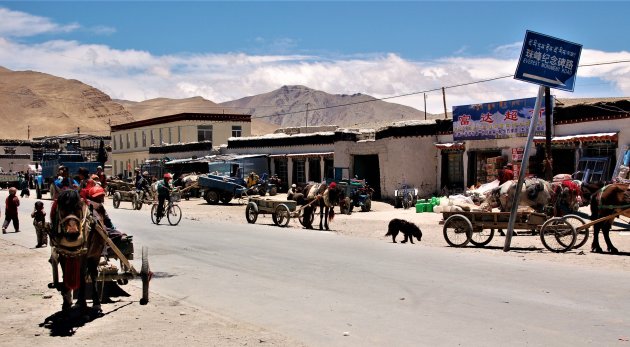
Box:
[1,191,629,346]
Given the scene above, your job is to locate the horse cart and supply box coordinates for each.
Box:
[440,210,584,253]
[245,197,314,227]
[48,223,152,305]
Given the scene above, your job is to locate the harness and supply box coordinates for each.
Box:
[597,185,630,210]
[52,205,90,257]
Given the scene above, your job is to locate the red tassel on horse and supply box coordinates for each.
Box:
[64,257,82,290]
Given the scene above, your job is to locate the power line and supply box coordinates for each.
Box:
[1,59,629,121]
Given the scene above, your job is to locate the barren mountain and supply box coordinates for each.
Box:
[116,96,278,135]
[0,66,134,139]
[220,85,439,129]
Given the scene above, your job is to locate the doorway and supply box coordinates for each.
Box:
[353,155,381,199]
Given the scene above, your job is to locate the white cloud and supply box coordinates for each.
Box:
[1,32,628,114]
[0,7,79,37]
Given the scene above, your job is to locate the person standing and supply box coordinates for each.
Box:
[3,187,20,234]
[31,201,47,247]
[96,166,107,190]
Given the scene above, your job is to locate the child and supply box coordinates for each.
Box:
[31,201,47,247]
[3,187,20,234]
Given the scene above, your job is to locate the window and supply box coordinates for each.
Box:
[178,126,181,142]
[113,135,117,150]
[198,125,213,142]
[119,135,123,149]
[150,129,154,145]
[232,125,242,138]
[159,128,163,144]
[126,133,130,148]
[134,132,138,148]
[142,131,146,147]
[168,127,172,144]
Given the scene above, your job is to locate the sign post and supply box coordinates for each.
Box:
[504,31,582,252]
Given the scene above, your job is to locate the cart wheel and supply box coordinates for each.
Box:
[540,217,576,253]
[274,204,291,227]
[220,194,233,204]
[151,204,160,225]
[167,204,182,226]
[245,202,258,224]
[140,246,150,305]
[443,214,472,247]
[361,197,371,212]
[298,208,315,227]
[205,190,219,205]
[135,199,143,210]
[113,192,121,209]
[403,193,413,209]
[558,215,589,249]
[470,227,494,247]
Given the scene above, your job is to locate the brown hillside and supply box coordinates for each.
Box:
[220,85,440,129]
[0,67,134,139]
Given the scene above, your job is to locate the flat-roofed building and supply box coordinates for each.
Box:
[111,112,251,177]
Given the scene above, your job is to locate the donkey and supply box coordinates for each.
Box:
[49,190,105,312]
[589,183,630,254]
[293,183,342,230]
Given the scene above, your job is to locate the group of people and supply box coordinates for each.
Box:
[1,164,109,248]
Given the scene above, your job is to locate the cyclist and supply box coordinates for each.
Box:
[156,173,173,222]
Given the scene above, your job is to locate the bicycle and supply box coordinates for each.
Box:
[151,190,182,226]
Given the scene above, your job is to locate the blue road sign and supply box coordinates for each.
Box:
[514,31,582,92]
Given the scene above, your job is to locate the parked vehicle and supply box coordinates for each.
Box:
[198,174,247,205]
[394,183,418,209]
[337,179,373,214]
[35,152,101,199]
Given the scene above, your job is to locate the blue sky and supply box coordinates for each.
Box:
[1,1,629,113]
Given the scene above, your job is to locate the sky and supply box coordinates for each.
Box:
[1,1,629,114]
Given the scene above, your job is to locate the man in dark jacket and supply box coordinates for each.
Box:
[3,187,20,233]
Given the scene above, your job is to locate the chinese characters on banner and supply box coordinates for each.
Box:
[452,97,552,141]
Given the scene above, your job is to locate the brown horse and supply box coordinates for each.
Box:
[293,183,342,230]
[588,183,630,254]
[49,189,105,312]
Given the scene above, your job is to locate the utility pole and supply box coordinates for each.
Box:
[544,87,553,181]
[305,103,310,131]
[424,93,427,120]
[442,87,448,119]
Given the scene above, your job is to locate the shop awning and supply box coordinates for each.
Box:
[534,132,618,144]
[434,142,465,150]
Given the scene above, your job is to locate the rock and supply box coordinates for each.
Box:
[42,294,53,299]
[343,332,350,336]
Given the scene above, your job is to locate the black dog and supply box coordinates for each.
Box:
[385,218,422,244]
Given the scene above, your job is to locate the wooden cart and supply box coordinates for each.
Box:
[245,197,313,227]
[440,211,579,253]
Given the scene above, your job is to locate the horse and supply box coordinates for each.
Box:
[483,178,554,214]
[292,183,342,230]
[589,183,630,254]
[49,189,106,312]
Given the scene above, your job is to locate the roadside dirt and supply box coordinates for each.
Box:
[2,190,629,346]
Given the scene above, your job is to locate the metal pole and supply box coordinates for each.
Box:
[544,87,553,181]
[424,93,427,120]
[504,85,545,251]
[442,87,448,119]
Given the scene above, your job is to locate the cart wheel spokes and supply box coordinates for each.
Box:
[274,204,291,227]
[140,246,150,305]
[540,217,576,253]
[245,202,258,224]
[443,214,472,247]
[167,204,182,226]
[562,214,589,249]
[470,227,494,247]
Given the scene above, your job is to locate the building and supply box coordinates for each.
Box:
[110,112,251,177]
[0,139,33,173]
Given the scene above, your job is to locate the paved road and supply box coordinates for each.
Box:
[6,193,630,346]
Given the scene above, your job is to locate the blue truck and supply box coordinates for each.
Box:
[35,153,101,199]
